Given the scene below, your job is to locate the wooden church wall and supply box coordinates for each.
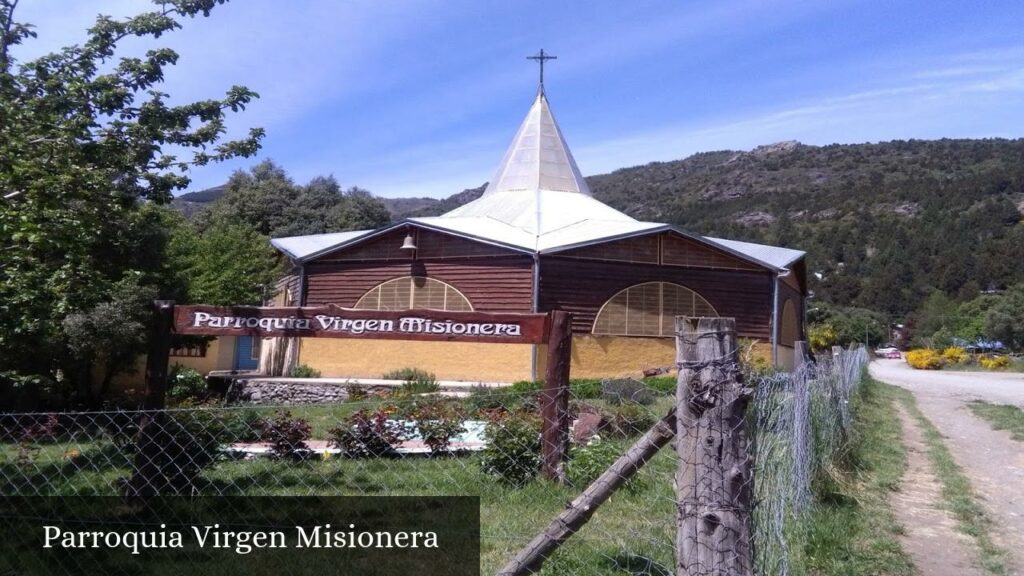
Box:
[305,259,534,311]
[538,256,774,339]
[557,233,762,271]
[304,229,534,312]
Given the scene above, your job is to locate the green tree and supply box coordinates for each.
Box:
[914,289,958,339]
[198,161,391,237]
[985,284,1024,351]
[807,303,888,348]
[62,274,157,404]
[950,294,1001,343]
[329,186,391,231]
[169,217,279,306]
[197,160,300,236]
[0,0,263,404]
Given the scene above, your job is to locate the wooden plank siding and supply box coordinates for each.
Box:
[538,256,774,339]
[304,258,535,312]
[317,228,518,263]
[555,232,762,271]
[299,226,797,343]
[661,233,762,270]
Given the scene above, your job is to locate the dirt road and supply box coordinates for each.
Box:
[870,359,1024,573]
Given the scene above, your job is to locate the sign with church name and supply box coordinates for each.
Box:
[173,305,550,344]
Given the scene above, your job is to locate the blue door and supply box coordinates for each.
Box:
[234,336,260,370]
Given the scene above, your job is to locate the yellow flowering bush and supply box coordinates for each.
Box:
[941,347,969,364]
[906,349,944,370]
[979,355,1010,370]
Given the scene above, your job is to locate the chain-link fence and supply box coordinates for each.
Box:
[751,345,870,576]
[2,347,868,575]
[2,379,680,574]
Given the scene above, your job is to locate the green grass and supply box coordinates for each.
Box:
[0,439,679,574]
[1,395,678,575]
[968,401,1024,442]
[890,388,1012,576]
[785,376,915,576]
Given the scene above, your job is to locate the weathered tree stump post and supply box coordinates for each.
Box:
[124,300,174,501]
[676,317,753,576]
[541,310,572,482]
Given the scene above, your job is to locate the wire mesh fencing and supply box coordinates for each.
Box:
[2,347,868,575]
[750,345,870,576]
[1,379,680,574]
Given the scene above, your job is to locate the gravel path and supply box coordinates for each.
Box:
[890,405,981,576]
[870,359,1024,573]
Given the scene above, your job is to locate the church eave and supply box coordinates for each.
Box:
[286,219,536,263]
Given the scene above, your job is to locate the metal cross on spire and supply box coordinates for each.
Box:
[527,49,557,92]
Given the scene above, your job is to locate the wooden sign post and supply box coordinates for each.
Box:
[171,304,551,344]
[541,310,572,482]
[130,301,573,498]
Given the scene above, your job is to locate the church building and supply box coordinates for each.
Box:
[267,87,807,382]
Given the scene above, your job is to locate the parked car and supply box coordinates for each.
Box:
[874,347,901,359]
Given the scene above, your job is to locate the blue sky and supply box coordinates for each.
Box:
[12,1,1024,198]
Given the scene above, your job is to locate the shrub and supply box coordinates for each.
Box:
[384,367,440,395]
[605,404,655,438]
[739,337,775,378]
[257,410,312,459]
[601,378,654,405]
[466,384,507,414]
[345,383,369,402]
[979,355,1011,370]
[509,380,541,394]
[329,407,410,457]
[168,365,205,403]
[216,407,264,443]
[566,438,619,487]
[115,410,228,494]
[404,397,466,455]
[479,415,541,485]
[941,347,969,364]
[569,379,602,399]
[510,378,606,400]
[906,349,944,370]
[565,438,646,491]
[289,364,321,378]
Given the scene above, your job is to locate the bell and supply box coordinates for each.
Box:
[399,232,417,251]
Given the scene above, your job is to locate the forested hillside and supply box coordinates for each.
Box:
[391,138,1024,320]
[178,138,1024,321]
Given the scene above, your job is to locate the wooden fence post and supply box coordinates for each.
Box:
[541,310,572,482]
[124,300,174,501]
[676,317,753,576]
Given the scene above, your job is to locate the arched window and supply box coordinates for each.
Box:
[353,276,473,312]
[593,282,717,337]
[780,299,799,346]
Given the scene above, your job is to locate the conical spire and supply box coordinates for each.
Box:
[483,91,592,196]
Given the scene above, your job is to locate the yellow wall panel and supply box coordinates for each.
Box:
[298,338,535,382]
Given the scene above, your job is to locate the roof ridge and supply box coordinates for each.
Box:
[483,91,591,197]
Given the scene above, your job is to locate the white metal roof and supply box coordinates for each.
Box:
[484,91,591,197]
[268,90,805,271]
[441,189,634,236]
[703,236,805,269]
[270,229,371,260]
